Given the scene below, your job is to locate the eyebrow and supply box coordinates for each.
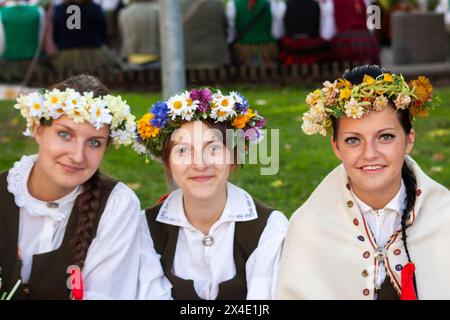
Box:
[55,124,109,140]
[343,127,397,135]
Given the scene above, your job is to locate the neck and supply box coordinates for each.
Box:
[182,185,228,235]
[27,162,75,202]
[351,178,402,210]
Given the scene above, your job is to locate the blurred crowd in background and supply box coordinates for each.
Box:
[0,0,449,79]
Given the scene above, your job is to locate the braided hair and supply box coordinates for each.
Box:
[50,74,110,269]
[333,65,418,296]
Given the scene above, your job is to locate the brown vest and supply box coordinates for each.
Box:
[145,197,273,300]
[377,275,400,300]
[0,170,118,300]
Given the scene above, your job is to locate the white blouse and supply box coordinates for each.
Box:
[139,182,288,300]
[352,181,406,293]
[225,0,286,44]
[6,154,170,300]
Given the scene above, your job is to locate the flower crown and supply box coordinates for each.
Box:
[301,73,435,136]
[14,88,137,147]
[134,88,266,158]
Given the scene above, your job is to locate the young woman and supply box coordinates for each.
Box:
[276,65,450,299]
[0,75,169,300]
[134,88,288,300]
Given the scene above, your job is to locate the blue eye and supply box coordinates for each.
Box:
[89,139,101,148]
[208,144,222,154]
[380,134,395,142]
[344,137,360,145]
[58,131,71,139]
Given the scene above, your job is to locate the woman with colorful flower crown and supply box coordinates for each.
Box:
[0,75,170,300]
[276,65,450,300]
[134,88,288,300]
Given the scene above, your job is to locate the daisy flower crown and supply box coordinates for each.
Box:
[134,88,266,158]
[14,88,137,147]
[302,73,436,136]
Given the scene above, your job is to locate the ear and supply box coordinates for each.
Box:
[405,128,415,154]
[331,136,342,160]
[33,122,44,146]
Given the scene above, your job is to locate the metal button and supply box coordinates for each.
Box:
[47,202,59,209]
[394,249,401,256]
[346,183,351,190]
[362,270,369,277]
[363,251,370,259]
[202,235,214,247]
[374,247,387,261]
[395,264,403,271]
[358,235,365,242]
[363,289,370,296]
[353,218,359,226]
[347,200,354,208]
[416,189,422,197]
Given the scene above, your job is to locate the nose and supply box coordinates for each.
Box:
[191,148,207,170]
[69,140,85,164]
[362,139,380,161]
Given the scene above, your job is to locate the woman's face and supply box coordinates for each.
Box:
[168,121,232,201]
[331,107,415,198]
[33,115,109,195]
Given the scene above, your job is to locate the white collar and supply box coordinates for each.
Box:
[156,181,258,229]
[7,154,81,222]
[352,180,406,215]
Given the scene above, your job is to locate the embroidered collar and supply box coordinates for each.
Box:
[7,154,81,222]
[156,181,258,229]
[352,180,406,216]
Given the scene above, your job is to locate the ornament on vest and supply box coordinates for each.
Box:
[400,262,417,300]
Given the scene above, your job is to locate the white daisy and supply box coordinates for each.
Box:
[90,99,113,129]
[26,92,45,118]
[167,92,188,119]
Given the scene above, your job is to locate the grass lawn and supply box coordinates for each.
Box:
[1,86,449,217]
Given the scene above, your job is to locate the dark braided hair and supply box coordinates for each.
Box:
[332,65,418,295]
[48,74,110,269]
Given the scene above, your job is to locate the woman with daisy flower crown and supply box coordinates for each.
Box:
[276,65,450,300]
[134,88,288,300]
[0,75,170,300]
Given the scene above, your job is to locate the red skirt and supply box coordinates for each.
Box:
[279,36,331,65]
[331,29,380,64]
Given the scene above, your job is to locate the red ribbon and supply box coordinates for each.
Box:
[70,268,84,300]
[400,262,417,300]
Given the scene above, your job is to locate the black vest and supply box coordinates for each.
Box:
[145,198,273,300]
[0,170,118,300]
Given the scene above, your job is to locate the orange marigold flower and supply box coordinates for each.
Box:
[411,76,433,104]
[137,113,160,140]
[232,115,250,129]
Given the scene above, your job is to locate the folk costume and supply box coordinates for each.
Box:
[0,88,167,300]
[134,88,288,300]
[276,70,447,299]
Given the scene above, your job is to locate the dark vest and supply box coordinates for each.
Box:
[145,197,273,300]
[0,170,118,300]
[377,275,400,300]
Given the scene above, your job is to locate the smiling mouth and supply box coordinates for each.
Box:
[359,165,386,173]
[59,163,84,173]
[190,176,214,182]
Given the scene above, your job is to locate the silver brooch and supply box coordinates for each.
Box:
[202,235,214,247]
[374,247,387,261]
[47,202,59,209]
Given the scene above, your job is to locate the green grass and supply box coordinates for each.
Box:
[1,86,449,217]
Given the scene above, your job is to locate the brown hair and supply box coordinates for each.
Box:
[50,74,110,270]
[161,121,240,183]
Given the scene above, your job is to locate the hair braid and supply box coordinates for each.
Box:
[401,161,418,297]
[71,171,101,270]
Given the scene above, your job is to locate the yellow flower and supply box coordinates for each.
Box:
[340,87,351,100]
[232,115,250,129]
[363,75,375,85]
[245,108,256,118]
[383,74,394,82]
[137,113,160,140]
